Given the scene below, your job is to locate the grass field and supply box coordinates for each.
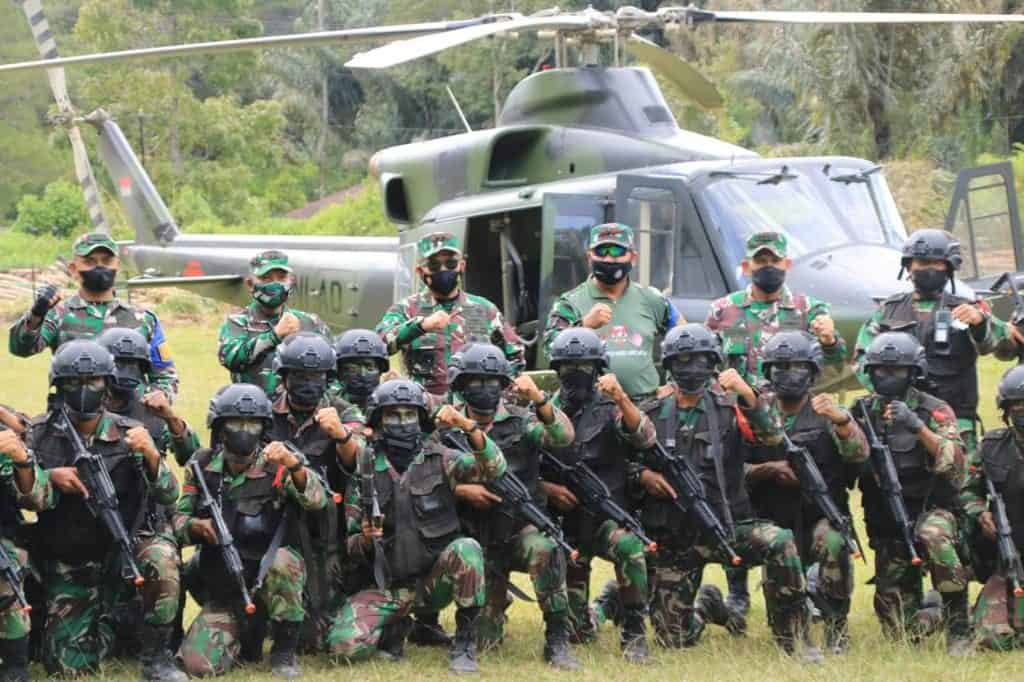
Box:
[1,317,1024,681]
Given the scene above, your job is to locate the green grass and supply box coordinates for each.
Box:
[2,321,1024,680]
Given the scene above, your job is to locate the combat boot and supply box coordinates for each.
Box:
[543,617,582,671]
[410,610,452,647]
[449,607,481,674]
[270,621,303,679]
[695,584,746,636]
[943,590,973,657]
[772,605,823,666]
[0,636,30,682]
[824,615,850,655]
[724,566,751,617]
[619,605,651,664]
[139,624,188,682]
[377,616,413,662]
[591,579,622,627]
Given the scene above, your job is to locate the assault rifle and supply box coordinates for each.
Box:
[358,452,390,590]
[856,399,922,566]
[986,475,1024,598]
[0,541,30,613]
[61,406,145,586]
[189,459,256,615]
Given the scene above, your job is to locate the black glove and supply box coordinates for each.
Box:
[888,401,925,433]
[30,284,58,319]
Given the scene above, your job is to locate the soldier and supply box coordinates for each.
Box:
[543,222,681,401]
[705,230,844,617]
[218,250,330,396]
[97,327,200,467]
[0,416,55,681]
[266,333,364,650]
[444,343,580,670]
[22,340,184,679]
[540,328,656,662]
[325,379,505,674]
[854,228,1009,456]
[854,332,970,655]
[9,232,178,401]
[176,383,327,679]
[634,323,821,662]
[960,364,1024,650]
[330,328,389,411]
[376,231,525,397]
[737,331,867,653]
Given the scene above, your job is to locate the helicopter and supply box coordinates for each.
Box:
[5,4,1024,390]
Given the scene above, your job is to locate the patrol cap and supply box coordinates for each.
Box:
[418,232,462,261]
[587,223,635,251]
[73,232,118,258]
[249,250,292,277]
[744,231,788,259]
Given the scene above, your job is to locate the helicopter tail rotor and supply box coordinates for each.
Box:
[16,0,109,235]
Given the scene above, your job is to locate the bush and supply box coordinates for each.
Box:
[13,180,90,238]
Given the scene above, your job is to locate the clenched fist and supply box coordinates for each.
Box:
[421,310,451,333]
[582,303,613,330]
[273,312,301,340]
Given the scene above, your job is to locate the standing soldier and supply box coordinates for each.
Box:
[330,329,390,411]
[9,232,178,401]
[218,250,330,396]
[24,340,185,679]
[176,383,327,679]
[854,332,970,655]
[634,324,821,662]
[543,223,680,402]
[540,328,656,662]
[325,380,505,674]
[376,232,524,397]
[738,331,867,653]
[706,230,844,618]
[97,327,200,467]
[444,344,580,670]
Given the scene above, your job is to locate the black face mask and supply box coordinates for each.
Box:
[911,269,948,298]
[462,383,503,416]
[424,270,459,296]
[80,267,116,293]
[287,377,327,409]
[559,370,596,413]
[592,260,632,285]
[1011,414,1024,433]
[771,367,814,401]
[110,362,145,402]
[341,368,380,404]
[871,371,912,399]
[63,385,106,420]
[222,427,261,464]
[381,423,422,473]
[751,266,786,294]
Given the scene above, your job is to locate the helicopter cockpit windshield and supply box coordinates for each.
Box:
[700,162,908,276]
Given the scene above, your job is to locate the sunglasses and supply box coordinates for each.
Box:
[593,244,628,258]
[426,257,460,273]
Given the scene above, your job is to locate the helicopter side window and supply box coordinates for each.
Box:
[946,167,1021,280]
[395,241,418,302]
[626,187,675,294]
[552,214,597,295]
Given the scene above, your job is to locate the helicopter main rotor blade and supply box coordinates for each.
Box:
[700,9,1024,25]
[345,14,594,70]
[625,34,722,110]
[0,19,486,76]
[16,0,109,234]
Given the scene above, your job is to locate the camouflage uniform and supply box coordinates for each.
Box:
[325,434,505,660]
[543,391,656,643]
[543,224,679,400]
[218,252,331,396]
[855,391,969,640]
[376,232,525,397]
[24,410,181,676]
[175,448,326,676]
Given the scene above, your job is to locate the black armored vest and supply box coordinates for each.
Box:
[981,428,1024,551]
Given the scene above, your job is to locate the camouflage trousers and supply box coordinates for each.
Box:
[647,519,806,649]
[325,537,484,661]
[971,573,1024,650]
[299,545,346,653]
[479,525,571,648]
[806,517,855,618]
[0,539,30,641]
[180,547,306,677]
[42,535,180,676]
[871,508,968,640]
[565,519,648,643]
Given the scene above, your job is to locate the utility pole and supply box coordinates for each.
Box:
[318,0,328,199]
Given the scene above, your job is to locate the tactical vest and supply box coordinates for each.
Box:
[373,445,460,582]
[980,428,1024,551]
[56,298,151,346]
[31,412,150,564]
[879,293,978,419]
[548,397,626,542]
[227,308,324,385]
[749,400,850,546]
[116,399,168,454]
[858,393,959,539]
[406,294,494,395]
[644,392,751,535]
